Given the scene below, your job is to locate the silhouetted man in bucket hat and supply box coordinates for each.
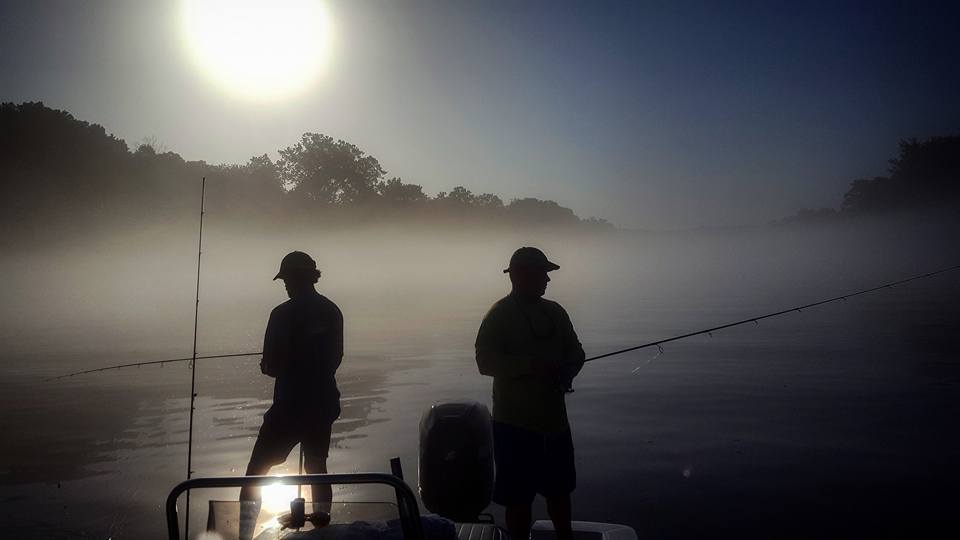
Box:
[239,251,343,536]
[475,247,585,540]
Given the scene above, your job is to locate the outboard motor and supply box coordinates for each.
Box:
[419,401,495,522]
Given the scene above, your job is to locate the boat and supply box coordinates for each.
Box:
[165,401,638,540]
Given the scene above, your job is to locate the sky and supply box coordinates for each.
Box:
[1,0,958,229]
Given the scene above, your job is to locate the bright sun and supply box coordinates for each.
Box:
[181,0,330,101]
[260,481,300,514]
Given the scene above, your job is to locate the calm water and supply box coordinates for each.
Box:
[2,224,959,539]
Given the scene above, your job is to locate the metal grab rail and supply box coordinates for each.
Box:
[166,473,424,540]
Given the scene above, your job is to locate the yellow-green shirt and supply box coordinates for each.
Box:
[475,294,585,433]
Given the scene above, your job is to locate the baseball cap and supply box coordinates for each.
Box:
[273,251,320,280]
[503,246,560,273]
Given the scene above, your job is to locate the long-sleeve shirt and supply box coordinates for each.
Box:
[261,291,343,421]
[475,294,585,434]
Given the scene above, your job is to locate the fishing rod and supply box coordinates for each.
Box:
[583,262,960,363]
[184,177,205,536]
[46,351,259,381]
[49,262,960,381]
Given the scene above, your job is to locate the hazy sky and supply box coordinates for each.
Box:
[1,0,958,229]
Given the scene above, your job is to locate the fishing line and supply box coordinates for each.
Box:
[48,263,960,381]
[581,263,960,364]
[46,352,259,381]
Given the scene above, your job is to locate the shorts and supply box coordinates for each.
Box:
[248,406,337,467]
[492,421,576,506]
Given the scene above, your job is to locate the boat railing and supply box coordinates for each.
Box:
[165,472,424,540]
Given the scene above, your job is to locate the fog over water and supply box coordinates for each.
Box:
[1,218,959,538]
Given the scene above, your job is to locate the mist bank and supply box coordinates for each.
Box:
[3,102,959,369]
[2,213,958,374]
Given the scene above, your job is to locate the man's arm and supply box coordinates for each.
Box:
[260,307,288,377]
[475,306,535,379]
[559,306,585,385]
[321,303,344,376]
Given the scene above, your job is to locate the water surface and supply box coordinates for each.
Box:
[2,223,958,538]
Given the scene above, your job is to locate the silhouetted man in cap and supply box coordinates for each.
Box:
[476,247,585,540]
[239,251,343,534]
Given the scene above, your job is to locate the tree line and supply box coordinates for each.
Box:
[780,136,960,225]
[0,102,613,242]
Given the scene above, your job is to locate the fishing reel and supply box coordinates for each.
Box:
[278,498,331,531]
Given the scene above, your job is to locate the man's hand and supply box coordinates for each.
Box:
[260,357,278,377]
[558,360,582,393]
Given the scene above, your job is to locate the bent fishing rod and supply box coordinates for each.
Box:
[49,262,960,381]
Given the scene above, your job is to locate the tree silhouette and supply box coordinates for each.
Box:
[841,176,900,214]
[506,197,579,226]
[378,177,428,205]
[277,133,385,205]
[474,193,504,210]
[782,135,960,224]
[0,102,613,241]
[841,136,960,214]
[435,186,478,207]
[207,154,285,215]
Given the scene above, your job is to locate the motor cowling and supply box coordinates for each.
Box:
[418,401,494,522]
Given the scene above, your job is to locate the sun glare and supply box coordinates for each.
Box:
[181,0,330,101]
[261,481,300,514]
